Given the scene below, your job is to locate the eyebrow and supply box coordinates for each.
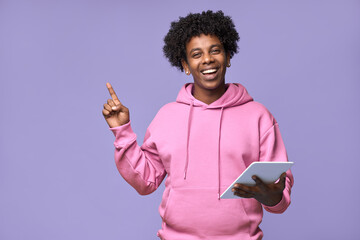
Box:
[189,44,222,54]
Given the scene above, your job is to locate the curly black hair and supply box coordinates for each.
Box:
[163,10,240,72]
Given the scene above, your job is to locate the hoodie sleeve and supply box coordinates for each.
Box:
[259,122,294,214]
[110,120,166,195]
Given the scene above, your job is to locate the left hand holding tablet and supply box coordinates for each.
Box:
[232,172,286,206]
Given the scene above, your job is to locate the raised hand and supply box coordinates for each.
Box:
[232,172,286,206]
[102,83,130,128]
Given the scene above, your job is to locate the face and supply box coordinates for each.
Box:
[181,34,230,93]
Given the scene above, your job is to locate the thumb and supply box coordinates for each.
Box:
[279,172,286,188]
[111,104,123,111]
[112,104,129,114]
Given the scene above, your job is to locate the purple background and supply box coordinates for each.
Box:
[1,1,359,239]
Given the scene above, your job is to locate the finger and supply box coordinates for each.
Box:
[233,184,255,194]
[252,175,268,191]
[252,175,266,186]
[103,103,112,112]
[234,192,254,198]
[280,172,286,180]
[278,172,287,188]
[102,108,111,117]
[107,99,122,111]
[107,99,116,107]
[106,83,121,104]
[232,188,255,198]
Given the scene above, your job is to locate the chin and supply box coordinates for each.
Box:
[203,78,224,87]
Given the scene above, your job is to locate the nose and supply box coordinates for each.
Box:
[202,52,214,64]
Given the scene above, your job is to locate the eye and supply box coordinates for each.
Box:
[192,52,201,58]
[211,49,221,54]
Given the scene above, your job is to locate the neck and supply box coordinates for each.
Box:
[192,83,228,105]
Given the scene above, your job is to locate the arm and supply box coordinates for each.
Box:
[110,121,166,195]
[259,123,294,213]
[232,122,294,213]
[103,83,166,195]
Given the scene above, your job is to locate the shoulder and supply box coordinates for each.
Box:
[157,101,180,113]
[242,101,275,121]
[147,101,183,130]
[240,101,277,135]
[154,102,183,119]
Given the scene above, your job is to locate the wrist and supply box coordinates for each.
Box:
[263,192,283,207]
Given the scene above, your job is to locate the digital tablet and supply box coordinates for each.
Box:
[220,162,294,199]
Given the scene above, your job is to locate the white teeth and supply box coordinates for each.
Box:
[202,69,217,74]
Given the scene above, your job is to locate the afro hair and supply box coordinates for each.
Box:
[163,10,240,72]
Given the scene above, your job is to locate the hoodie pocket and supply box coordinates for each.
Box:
[163,187,251,236]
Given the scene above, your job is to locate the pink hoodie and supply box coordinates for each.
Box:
[110,83,294,240]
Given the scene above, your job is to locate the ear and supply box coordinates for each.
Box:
[181,59,190,75]
[226,52,231,66]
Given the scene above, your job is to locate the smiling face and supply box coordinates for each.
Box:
[181,34,230,100]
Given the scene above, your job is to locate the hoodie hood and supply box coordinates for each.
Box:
[176,82,253,199]
[176,82,253,109]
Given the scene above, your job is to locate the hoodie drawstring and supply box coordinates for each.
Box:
[184,100,194,179]
[183,101,225,200]
[217,107,224,200]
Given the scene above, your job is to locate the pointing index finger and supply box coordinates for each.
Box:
[106,83,121,104]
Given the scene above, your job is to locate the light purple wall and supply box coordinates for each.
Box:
[1,1,359,239]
